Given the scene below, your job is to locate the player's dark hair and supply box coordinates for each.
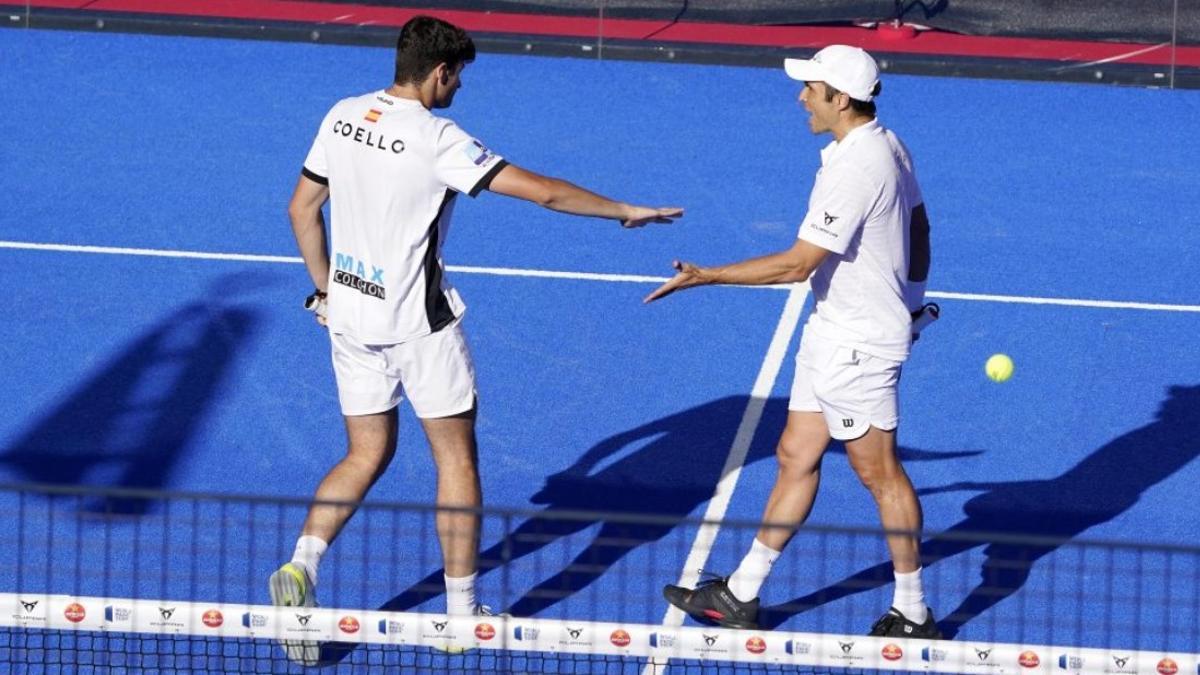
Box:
[393,16,476,85]
[822,81,880,116]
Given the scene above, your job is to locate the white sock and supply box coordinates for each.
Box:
[290,535,328,587]
[892,568,928,623]
[727,538,781,603]
[445,572,478,616]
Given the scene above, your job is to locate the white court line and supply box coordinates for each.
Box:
[1052,42,1169,70]
[925,290,1200,313]
[0,240,673,285]
[0,240,304,264]
[644,285,807,675]
[2,239,1198,313]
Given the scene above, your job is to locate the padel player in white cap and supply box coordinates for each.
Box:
[650,44,941,639]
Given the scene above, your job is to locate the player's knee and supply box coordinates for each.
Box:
[345,440,394,468]
[853,464,886,496]
[775,434,821,478]
[431,445,480,474]
[851,459,908,501]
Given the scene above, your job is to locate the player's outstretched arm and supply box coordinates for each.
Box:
[644,239,831,303]
[487,164,682,228]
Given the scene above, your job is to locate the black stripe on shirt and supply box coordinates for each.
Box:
[301,166,328,186]
[908,203,931,283]
[468,159,510,198]
[424,190,458,333]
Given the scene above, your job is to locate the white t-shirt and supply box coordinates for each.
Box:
[303,90,507,343]
[797,119,930,362]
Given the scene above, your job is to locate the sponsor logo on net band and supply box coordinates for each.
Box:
[830,638,864,663]
[13,599,45,624]
[202,609,223,628]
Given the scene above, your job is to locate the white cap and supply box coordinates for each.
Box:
[784,45,880,102]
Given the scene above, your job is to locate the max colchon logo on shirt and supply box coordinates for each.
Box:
[333,253,386,300]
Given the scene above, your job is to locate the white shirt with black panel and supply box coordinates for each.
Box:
[797,119,930,362]
[302,90,507,343]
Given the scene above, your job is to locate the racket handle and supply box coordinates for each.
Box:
[911,302,940,337]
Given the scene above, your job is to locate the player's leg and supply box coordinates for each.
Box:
[402,321,485,616]
[300,410,400,544]
[273,334,403,608]
[809,339,921,572]
[844,424,940,636]
[720,347,835,604]
[843,426,921,572]
[756,410,831,550]
[273,422,398,620]
[270,335,402,664]
[714,411,830,613]
[287,332,404,584]
[830,347,940,638]
[663,337,832,630]
[421,407,482,614]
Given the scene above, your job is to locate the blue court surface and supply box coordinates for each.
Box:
[2,28,1200,654]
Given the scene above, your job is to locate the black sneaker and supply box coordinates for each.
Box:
[868,606,943,639]
[663,574,760,630]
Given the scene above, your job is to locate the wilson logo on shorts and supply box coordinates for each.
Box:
[364,109,382,123]
[842,418,854,428]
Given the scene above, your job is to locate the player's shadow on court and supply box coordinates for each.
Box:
[0,275,264,514]
[380,395,979,617]
[760,384,1200,637]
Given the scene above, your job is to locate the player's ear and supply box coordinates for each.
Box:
[437,62,451,85]
[423,62,445,87]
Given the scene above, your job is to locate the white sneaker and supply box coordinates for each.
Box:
[268,563,322,666]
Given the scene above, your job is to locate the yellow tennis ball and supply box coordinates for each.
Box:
[985,354,1014,382]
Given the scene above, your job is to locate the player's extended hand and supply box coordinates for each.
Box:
[620,206,683,229]
[643,260,712,303]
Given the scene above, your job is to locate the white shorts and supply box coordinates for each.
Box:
[789,331,902,441]
[330,322,476,418]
